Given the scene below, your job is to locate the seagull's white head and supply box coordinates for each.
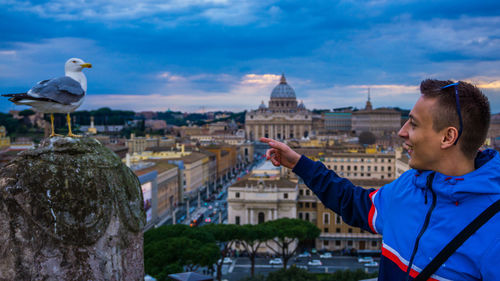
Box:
[65,58,92,73]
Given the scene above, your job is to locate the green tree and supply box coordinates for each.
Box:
[201,224,241,281]
[144,224,219,279]
[358,131,376,145]
[266,266,317,281]
[239,224,274,278]
[265,218,320,269]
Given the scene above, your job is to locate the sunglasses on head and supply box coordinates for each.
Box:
[441,82,463,145]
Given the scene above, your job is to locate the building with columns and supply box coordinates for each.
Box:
[245,74,313,141]
[228,161,298,226]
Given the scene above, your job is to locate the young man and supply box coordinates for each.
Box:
[261,79,500,280]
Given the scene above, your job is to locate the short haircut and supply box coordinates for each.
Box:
[420,79,490,159]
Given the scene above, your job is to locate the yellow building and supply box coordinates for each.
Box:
[0,126,10,148]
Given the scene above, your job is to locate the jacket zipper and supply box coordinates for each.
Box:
[405,172,436,281]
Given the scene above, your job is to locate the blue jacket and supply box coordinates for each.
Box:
[293,149,500,281]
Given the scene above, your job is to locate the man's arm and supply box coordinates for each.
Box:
[260,138,384,234]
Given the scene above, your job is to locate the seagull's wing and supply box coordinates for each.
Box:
[28,76,85,105]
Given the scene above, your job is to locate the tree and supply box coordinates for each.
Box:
[144,224,219,279]
[266,266,317,281]
[201,224,241,281]
[239,224,274,278]
[358,131,376,145]
[265,218,320,269]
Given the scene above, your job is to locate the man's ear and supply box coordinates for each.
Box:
[441,126,459,148]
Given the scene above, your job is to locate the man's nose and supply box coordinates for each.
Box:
[398,121,408,138]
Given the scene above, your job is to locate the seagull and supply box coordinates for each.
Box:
[2,58,92,137]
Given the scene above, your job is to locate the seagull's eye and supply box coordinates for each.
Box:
[72,60,77,63]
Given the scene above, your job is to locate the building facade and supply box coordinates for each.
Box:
[245,74,313,141]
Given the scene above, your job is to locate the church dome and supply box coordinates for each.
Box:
[271,74,296,99]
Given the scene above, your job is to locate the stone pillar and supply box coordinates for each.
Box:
[250,208,254,224]
[0,137,145,281]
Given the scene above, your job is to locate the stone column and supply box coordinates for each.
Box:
[0,137,145,281]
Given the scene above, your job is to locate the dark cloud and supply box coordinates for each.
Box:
[1,0,500,113]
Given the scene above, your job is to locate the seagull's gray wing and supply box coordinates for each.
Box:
[28,76,85,105]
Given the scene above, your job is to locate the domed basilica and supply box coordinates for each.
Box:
[245,74,312,141]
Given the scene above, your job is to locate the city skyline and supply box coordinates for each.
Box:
[1,1,500,113]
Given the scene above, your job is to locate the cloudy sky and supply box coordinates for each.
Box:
[1,0,500,113]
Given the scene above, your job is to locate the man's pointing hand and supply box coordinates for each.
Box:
[260,137,301,169]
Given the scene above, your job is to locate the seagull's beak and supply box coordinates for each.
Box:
[80,63,92,68]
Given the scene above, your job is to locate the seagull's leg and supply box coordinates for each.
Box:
[49,114,62,137]
[66,113,81,138]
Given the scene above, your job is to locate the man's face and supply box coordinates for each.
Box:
[398,96,444,170]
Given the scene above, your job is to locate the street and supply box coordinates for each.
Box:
[216,256,379,281]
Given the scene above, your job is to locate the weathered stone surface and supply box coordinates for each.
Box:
[0,137,146,281]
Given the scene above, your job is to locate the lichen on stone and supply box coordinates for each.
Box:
[0,137,146,246]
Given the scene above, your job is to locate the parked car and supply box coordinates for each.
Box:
[311,248,317,254]
[218,257,233,264]
[358,256,374,263]
[364,261,379,267]
[319,252,333,259]
[307,259,322,266]
[297,252,311,258]
[269,258,283,265]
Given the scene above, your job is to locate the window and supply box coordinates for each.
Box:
[305,202,310,208]
[336,240,341,246]
[298,202,303,208]
[305,213,310,221]
[312,203,316,208]
[235,216,240,225]
[341,165,344,170]
[381,166,385,171]
[324,240,329,246]
[348,240,353,246]
[299,213,303,219]
[306,190,310,196]
[361,166,364,171]
[388,166,392,171]
[372,241,378,247]
[284,193,288,199]
[324,213,330,224]
[236,192,240,198]
[374,166,378,171]
[336,228,341,233]
[347,165,351,171]
[258,212,265,224]
[348,228,353,233]
[299,189,303,196]
[354,166,357,171]
[367,166,371,171]
[336,215,341,224]
[324,228,329,233]
[361,173,364,177]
